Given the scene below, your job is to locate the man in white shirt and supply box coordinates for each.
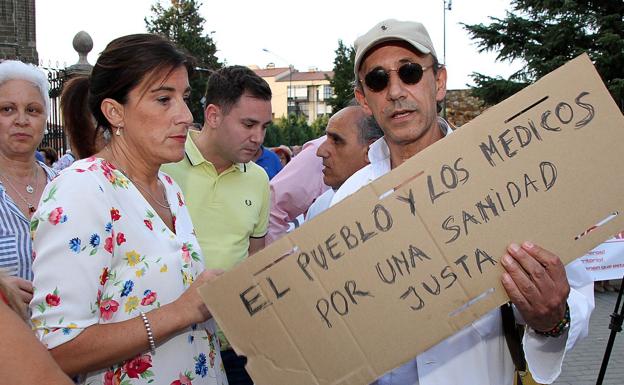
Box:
[331,19,594,385]
[306,105,382,221]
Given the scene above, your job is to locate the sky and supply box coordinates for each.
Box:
[36,0,524,90]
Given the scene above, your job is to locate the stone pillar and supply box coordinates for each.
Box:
[65,31,93,76]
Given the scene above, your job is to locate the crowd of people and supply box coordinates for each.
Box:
[0,18,599,385]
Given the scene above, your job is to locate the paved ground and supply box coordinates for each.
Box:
[553,282,623,385]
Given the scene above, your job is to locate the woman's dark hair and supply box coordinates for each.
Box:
[61,34,195,158]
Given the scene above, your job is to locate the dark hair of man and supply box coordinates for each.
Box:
[60,34,195,159]
[356,114,384,145]
[343,98,383,144]
[203,65,272,115]
[347,98,360,107]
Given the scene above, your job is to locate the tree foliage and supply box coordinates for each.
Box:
[145,0,222,122]
[463,0,623,110]
[326,40,356,115]
[264,114,327,147]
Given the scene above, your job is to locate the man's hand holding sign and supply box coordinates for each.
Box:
[502,242,570,333]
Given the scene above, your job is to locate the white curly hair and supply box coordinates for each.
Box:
[0,60,50,116]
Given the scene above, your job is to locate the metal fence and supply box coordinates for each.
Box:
[39,66,68,157]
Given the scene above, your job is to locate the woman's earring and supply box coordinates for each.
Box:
[115,124,123,136]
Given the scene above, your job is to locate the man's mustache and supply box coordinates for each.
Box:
[382,100,420,116]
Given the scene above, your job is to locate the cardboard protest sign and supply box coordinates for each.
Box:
[199,54,624,385]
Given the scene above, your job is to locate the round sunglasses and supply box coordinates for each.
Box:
[362,62,432,92]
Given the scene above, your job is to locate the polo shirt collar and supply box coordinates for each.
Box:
[185,130,247,172]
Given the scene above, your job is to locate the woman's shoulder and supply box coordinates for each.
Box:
[54,157,125,185]
[66,156,105,172]
[42,157,131,204]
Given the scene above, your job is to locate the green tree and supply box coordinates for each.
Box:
[326,40,356,115]
[463,0,623,110]
[265,114,327,146]
[309,114,329,139]
[266,116,291,146]
[145,0,222,122]
[264,122,284,147]
[286,114,309,145]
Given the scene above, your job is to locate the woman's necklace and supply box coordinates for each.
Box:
[104,148,170,210]
[129,176,170,210]
[1,162,38,194]
[0,164,40,214]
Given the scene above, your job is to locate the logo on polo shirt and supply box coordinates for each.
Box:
[245,199,252,206]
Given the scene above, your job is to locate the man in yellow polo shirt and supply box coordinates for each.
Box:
[162,65,272,385]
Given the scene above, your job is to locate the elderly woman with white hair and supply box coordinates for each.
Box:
[0,60,56,314]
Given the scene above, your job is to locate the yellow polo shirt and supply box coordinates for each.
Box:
[161,130,270,270]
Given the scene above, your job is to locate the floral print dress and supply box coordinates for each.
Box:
[30,157,228,385]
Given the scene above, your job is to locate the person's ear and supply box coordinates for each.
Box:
[354,86,373,116]
[435,66,448,104]
[101,98,125,128]
[204,104,222,129]
[360,142,373,165]
[362,146,371,165]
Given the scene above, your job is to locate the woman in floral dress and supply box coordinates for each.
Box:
[29,34,228,385]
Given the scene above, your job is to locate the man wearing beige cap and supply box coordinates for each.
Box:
[330,19,594,385]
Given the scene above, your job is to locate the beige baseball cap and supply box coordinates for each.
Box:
[354,19,437,79]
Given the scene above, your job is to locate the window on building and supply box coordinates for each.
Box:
[323,85,334,100]
[289,101,309,117]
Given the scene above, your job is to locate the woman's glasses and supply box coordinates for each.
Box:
[362,62,431,92]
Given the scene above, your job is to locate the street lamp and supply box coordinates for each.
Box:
[262,48,295,126]
[442,0,453,118]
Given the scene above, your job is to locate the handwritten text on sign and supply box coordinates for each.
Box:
[239,91,595,329]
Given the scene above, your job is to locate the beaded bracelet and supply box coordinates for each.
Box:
[140,311,156,354]
[535,304,570,337]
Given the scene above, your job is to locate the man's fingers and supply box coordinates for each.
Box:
[501,253,541,305]
[520,241,567,284]
[502,241,570,331]
[501,272,530,314]
[508,243,549,279]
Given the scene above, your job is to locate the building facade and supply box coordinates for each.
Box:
[0,0,38,64]
[253,64,334,124]
[251,65,291,119]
